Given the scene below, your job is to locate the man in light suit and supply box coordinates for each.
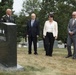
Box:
[27,13,39,55]
[66,11,76,59]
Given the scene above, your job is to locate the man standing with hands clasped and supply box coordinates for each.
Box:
[27,13,39,55]
[66,11,76,59]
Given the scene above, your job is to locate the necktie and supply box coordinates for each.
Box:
[9,16,12,20]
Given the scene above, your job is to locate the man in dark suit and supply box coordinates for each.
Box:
[0,9,15,23]
[66,11,76,59]
[27,13,39,55]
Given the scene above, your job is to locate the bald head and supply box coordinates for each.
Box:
[72,11,76,19]
[31,13,36,20]
[6,9,12,16]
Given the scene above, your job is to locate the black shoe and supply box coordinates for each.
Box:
[65,55,72,58]
[28,52,32,54]
[72,57,76,59]
[46,54,52,57]
[45,55,49,56]
[34,53,38,55]
[46,54,49,56]
[49,55,52,57]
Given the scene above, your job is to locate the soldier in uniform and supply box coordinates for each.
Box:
[0,9,15,23]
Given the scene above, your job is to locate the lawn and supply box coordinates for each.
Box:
[0,47,76,75]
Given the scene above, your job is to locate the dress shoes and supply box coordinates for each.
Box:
[28,52,32,54]
[49,54,52,57]
[65,55,72,58]
[72,56,76,59]
[46,54,52,57]
[34,53,38,55]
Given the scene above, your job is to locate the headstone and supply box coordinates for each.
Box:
[0,23,23,70]
[0,22,17,67]
[53,40,58,48]
[38,40,43,48]
[38,40,58,48]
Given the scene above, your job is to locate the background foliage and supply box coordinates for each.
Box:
[0,0,13,19]
[0,0,76,42]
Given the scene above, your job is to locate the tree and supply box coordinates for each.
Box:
[16,0,42,41]
[15,0,76,42]
[39,0,76,42]
[55,0,76,42]
[38,0,58,38]
[21,0,41,15]
[0,0,13,19]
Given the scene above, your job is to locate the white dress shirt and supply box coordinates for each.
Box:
[43,20,58,37]
[31,20,35,27]
[72,18,76,25]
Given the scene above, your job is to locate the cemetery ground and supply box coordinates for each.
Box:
[0,48,76,75]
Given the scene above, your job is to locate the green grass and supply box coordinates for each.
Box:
[0,48,76,75]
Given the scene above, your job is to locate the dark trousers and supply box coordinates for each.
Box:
[28,36,37,54]
[43,38,47,51]
[45,32,55,56]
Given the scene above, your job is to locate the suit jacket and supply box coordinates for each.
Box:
[68,18,76,37]
[27,19,39,37]
[0,15,15,23]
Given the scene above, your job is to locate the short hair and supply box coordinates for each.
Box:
[6,9,12,12]
[31,13,36,17]
[49,13,54,18]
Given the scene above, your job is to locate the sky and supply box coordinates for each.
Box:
[13,0,24,14]
[13,0,42,14]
